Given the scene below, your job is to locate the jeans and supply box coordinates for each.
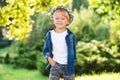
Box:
[49,62,75,80]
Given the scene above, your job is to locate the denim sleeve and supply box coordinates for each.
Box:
[43,33,50,60]
[73,35,76,61]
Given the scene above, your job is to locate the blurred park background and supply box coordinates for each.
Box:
[0,0,120,80]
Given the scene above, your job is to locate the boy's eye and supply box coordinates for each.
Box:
[61,18,65,20]
[55,18,59,20]
[54,17,65,20]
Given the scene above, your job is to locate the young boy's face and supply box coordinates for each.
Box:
[53,12,70,29]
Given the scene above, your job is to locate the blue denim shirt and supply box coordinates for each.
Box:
[43,28,76,75]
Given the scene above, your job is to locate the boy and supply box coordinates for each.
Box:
[43,6,76,80]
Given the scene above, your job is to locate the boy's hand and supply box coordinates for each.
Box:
[48,57,56,66]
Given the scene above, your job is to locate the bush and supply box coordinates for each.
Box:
[0,40,12,48]
[36,53,49,76]
[8,12,54,75]
[9,40,49,76]
[9,41,40,69]
[69,7,110,42]
[75,40,120,75]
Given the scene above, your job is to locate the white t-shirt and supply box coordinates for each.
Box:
[51,30,68,64]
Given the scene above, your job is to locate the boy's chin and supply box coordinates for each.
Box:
[56,26,66,29]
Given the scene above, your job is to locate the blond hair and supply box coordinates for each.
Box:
[53,8,70,22]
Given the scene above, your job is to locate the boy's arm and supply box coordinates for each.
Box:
[43,33,50,60]
[43,33,56,66]
[73,35,76,60]
[43,38,56,66]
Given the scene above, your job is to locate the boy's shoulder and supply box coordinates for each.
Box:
[67,28,76,38]
[67,28,75,35]
[47,28,53,32]
[45,28,53,37]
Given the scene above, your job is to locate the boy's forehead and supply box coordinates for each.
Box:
[53,11,69,17]
[53,12,66,17]
[51,6,73,24]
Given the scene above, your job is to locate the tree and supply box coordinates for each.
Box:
[72,0,89,11]
[69,7,110,42]
[0,0,7,7]
[0,0,68,40]
[88,0,120,44]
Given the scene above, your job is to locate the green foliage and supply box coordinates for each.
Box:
[0,0,7,8]
[10,41,39,69]
[8,40,49,75]
[69,7,110,42]
[0,40,12,48]
[36,53,48,76]
[72,0,89,11]
[0,46,11,63]
[30,12,54,41]
[88,0,120,44]
[7,12,54,75]
[75,40,120,75]
[0,0,68,40]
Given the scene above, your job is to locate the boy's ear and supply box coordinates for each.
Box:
[66,20,70,26]
[69,20,71,23]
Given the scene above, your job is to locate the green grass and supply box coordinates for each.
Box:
[76,72,120,80]
[0,64,48,80]
[0,64,120,80]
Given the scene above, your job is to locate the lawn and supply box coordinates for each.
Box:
[0,64,120,80]
[0,64,48,80]
[76,72,120,80]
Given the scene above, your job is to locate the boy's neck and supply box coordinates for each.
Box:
[54,28,67,33]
